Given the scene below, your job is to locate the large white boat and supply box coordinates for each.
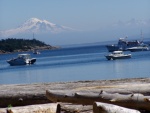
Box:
[127,46,149,52]
[105,51,131,60]
[7,54,36,66]
[106,37,142,52]
[106,31,146,52]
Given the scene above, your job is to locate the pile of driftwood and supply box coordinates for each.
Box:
[0,78,150,113]
[46,90,150,113]
[0,90,150,113]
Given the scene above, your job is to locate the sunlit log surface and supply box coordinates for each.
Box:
[6,103,60,113]
[93,102,141,113]
[46,90,150,111]
[59,103,92,113]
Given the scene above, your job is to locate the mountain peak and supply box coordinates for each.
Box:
[25,18,55,25]
[27,18,42,22]
[21,18,56,29]
[113,19,150,27]
[0,18,73,38]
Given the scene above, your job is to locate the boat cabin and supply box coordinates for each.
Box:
[112,51,123,55]
[18,54,31,59]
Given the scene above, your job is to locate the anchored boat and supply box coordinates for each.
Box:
[7,54,36,66]
[33,49,40,54]
[106,37,142,52]
[105,51,131,60]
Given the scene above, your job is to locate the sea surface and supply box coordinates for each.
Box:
[0,44,150,85]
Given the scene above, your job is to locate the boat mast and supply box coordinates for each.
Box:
[33,33,34,39]
[141,30,144,42]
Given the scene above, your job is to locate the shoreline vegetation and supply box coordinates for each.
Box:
[0,77,150,113]
[0,38,59,54]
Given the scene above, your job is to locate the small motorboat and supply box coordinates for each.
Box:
[7,54,36,66]
[127,46,149,52]
[105,51,131,60]
[33,49,40,54]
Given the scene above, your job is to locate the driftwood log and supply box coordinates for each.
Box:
[0,93,50,107]
[0,103,92,113]
[60,103,92,113]
[0,108,6,113]
[6,103,60,113]
[46,90,150,111]
[93,102,141,113]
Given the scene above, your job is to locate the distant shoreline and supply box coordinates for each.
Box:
[0,45,60,54]
[0,38,60,54]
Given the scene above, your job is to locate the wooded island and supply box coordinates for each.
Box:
[0,38,57,54]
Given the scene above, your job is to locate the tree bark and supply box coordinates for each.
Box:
[93,102,141,113]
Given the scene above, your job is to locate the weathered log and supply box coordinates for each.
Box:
[0,108,6,113]
[6,103,60,113]
[59,103,93,113]
[0,93,50,107]
[0,103,92,113]
[46,90,150,111]
[46,90,85,104]
[93,102,141,113]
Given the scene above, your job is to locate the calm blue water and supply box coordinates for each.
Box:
[0,44,150,85]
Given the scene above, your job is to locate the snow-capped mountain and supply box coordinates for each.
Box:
[113,19,150,27]
[0,18,73,38]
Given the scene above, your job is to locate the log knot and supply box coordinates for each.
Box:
[99,90,103,95]
[18,98,23,102]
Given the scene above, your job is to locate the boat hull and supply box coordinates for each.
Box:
[7,58,36,66]
[7,60,26,66]
[30,58,36,64]
[127,47,149,52]
[105,55,131,60]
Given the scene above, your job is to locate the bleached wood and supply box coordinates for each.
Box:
[93,102,141,113]
[0,108,6,113]
[7,103,60,113]
[46,90,150,111]
[59,103,92,113]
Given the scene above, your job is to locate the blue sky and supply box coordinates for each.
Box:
[1,0,150,30]
[0,0,150,45]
